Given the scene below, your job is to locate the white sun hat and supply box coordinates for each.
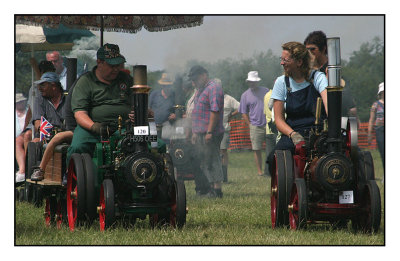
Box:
[378,82,384,95]
[246,71,261,82]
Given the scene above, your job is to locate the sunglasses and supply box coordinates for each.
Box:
[280,57,293,63]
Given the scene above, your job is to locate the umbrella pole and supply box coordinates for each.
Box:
[100,15,104,46]
[31,46,36,139]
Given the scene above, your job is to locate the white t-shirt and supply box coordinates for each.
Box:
[223,94,240,131]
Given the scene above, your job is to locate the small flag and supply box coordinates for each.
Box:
[40,116,53,141]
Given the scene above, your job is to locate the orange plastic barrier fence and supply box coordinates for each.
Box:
[358,122,377,149]
[228,120,377,150]
[228,119,253,150]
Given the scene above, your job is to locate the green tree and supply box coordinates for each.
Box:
[184,50,282,101]
[342,37,384,122]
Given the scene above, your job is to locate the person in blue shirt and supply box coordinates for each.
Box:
[149,73,176,142]
[267,41,328,171]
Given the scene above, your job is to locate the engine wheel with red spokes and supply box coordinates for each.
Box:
[44,196,57,227]
[168,180,186,228]
[149,213,166,228]
[82,153,97,223]
[99,179,115,231]
[352,180,381,233]
[67,153,86,231]
[271,150,294,228]
[288,178,308,230]
[54,197,64,229]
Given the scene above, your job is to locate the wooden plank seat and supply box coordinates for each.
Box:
[26,178,62,186]
[42,143,70,183]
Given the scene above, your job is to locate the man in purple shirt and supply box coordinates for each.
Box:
[189,65,224,198]
[239,71,270,176]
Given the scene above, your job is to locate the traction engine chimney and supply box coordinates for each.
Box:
[326,37,343,153]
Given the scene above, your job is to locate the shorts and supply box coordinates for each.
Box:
[249,124,266,151]
[219,131,230,150]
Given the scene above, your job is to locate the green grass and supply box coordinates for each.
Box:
[15,149,384,245]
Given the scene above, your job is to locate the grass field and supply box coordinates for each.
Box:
[15,149,384,246]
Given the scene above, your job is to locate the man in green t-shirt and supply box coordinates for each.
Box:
[66,43,133,165]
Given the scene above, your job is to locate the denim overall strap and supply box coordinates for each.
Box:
[285,71,325,133]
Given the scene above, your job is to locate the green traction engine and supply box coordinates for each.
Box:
[66,65,187,231]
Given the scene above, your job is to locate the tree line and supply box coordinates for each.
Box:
[15,37,383,122]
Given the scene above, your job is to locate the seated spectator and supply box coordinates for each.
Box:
[15,61,56,183]
[15,93,29,183]
[16,93,28,137]
[46,51,67,90]
[30,72,69,181]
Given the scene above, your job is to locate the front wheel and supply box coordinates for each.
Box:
[67,153,86,231]
[99,179,115,231]
[169,180,186,228]
[271,150,294,228]
[288,179,308,230]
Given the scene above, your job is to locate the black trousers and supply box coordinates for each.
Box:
[375,126,384,169]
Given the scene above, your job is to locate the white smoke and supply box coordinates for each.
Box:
[68,35,99,59]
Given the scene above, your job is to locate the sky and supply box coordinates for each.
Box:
[92,15,384,74]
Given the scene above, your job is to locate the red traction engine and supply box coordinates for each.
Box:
[270,37,381,232]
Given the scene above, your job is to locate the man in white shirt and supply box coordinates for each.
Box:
[46,51,67,90]
[220,92,240,182]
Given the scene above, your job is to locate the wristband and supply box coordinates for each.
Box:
[206,131,213,134]
[289,131,295,138]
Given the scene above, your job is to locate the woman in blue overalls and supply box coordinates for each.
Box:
[267,41,328,168]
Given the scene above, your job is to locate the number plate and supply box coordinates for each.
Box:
[134,126,149,135]
[176,127,184,135]
[130,135,157,143]
[339,191,354,204]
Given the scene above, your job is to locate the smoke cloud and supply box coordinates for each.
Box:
[97,16,383,74]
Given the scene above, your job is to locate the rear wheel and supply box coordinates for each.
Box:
[271,150,294,228]
[67,153,86,231]
[288,179,308,230]
[352,180,381,233]
[99,179,115,231]
[361,151,375,181]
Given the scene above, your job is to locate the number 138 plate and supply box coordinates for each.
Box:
[339,191,354,204]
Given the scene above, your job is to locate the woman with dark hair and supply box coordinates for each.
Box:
[267,41,328,166]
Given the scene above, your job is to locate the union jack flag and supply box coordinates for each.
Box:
[40,116,53,141]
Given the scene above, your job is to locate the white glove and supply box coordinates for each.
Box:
[290,131,304,145]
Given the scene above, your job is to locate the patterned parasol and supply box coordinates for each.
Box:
[16,23,95,52]
[15,15,204,45]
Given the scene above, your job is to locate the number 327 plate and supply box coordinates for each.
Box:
[339,191,354,204]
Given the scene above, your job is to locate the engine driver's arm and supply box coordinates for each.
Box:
[74,110,94,131]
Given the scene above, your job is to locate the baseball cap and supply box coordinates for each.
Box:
[34,72,60,85]
[188,65,208,80]
[97,43,126,65]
